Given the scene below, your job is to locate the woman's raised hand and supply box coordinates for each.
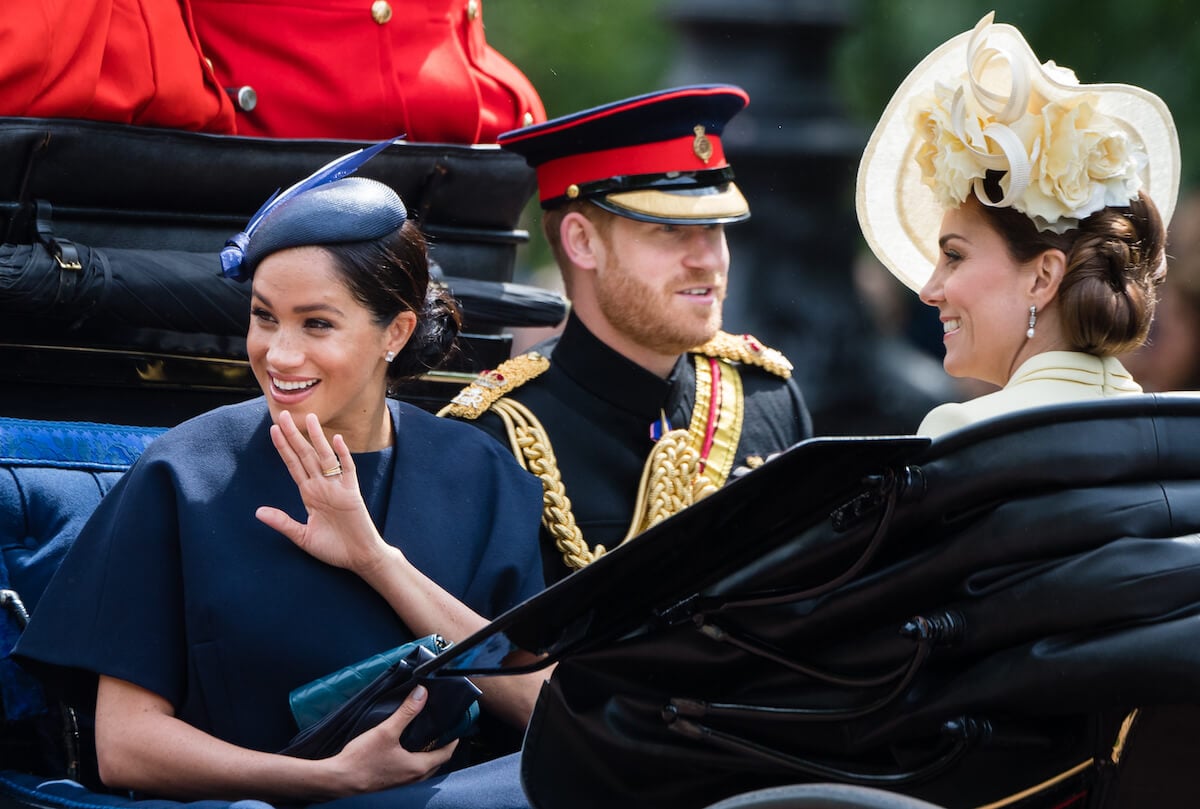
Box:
[255,410,391,574]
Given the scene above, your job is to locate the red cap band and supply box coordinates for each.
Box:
[535,134,728,203]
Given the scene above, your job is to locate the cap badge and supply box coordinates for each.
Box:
[692,125,713,164]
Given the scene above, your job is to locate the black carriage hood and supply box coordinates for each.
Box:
[432,393,1200,673]
[424,393,1200,809]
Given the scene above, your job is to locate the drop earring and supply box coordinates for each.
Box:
[385,350,396,363]
[1026,305,1037,339]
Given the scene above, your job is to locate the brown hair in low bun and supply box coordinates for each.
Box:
[976,174,1166,356]
[323,221,462,382]
[1056,193,1165,355]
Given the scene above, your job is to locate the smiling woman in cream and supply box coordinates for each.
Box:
[856,13,1179,437]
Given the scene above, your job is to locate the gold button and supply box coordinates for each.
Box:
[467,0,478,20]
[521,111,534,127]
[371,0,392,24]
[566,184,580,199]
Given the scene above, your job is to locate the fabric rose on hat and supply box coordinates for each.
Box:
[910,41,1147,234]
[1010,97,1144,233]
[912,84,989,209]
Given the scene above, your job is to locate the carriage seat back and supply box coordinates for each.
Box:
[0,418,163,730]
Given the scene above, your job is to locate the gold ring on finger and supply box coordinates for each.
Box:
[321,464,343,477]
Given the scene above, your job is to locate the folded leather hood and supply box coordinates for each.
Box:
[510,395,1200,809]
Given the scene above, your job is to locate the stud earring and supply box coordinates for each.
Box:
[1026,305,1037,339]
[385,350,396,363]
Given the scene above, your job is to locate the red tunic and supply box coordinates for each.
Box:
[0,0,236,133]
[189,0,546,142]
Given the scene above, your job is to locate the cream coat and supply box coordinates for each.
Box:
[918,351,1143,438]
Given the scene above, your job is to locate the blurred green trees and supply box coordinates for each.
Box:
[835,0,1199,189]
[482,2,676,120]
[486,0,1198,189]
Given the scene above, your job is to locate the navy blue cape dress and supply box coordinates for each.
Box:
[15,397,544,809]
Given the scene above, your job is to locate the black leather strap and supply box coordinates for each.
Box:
[34,199,82,272]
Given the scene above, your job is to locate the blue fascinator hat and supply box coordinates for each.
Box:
[221,139,407,281]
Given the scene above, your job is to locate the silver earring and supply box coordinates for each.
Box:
[385,350,396,363]
[1026,305,1037,339]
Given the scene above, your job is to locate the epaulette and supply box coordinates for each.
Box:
[690,331,793,379]
[437,351,551,419]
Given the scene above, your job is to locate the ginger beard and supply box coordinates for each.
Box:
[591,222,729,356]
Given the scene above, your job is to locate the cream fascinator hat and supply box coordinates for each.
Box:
[856,12,1180,292]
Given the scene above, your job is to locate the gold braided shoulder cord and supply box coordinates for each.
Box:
[490,398,598,571]
[482,356,746,571]
[623,355,743,538]
[624,429,713,539]
[489,398,716,570]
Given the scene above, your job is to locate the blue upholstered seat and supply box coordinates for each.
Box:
[0,419,264,809]
[1,418,165,724]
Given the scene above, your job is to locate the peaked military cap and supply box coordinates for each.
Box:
[497,84,751,225]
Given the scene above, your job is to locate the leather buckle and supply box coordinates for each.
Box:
[51,242,83,271]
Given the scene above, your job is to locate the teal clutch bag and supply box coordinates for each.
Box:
[288,634,470,732]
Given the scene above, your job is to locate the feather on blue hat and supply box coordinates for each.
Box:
[220,138,406,281]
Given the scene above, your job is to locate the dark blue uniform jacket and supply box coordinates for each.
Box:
[463,314,813,584]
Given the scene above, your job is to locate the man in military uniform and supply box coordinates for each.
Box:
[440,85,813,584]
